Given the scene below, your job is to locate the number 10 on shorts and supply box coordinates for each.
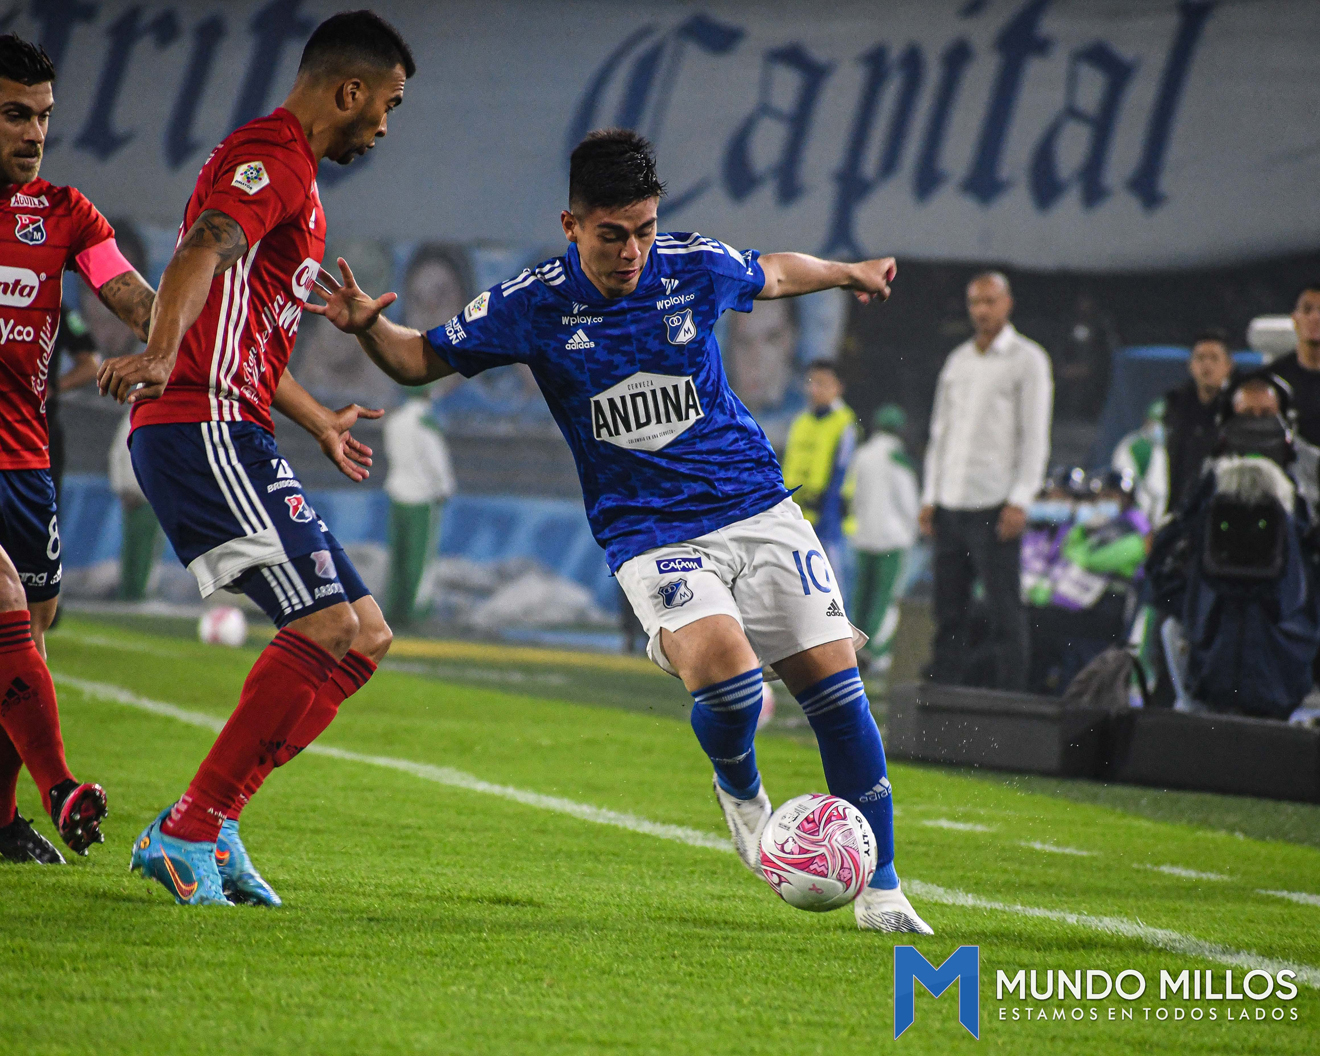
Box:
[793,549,832,594]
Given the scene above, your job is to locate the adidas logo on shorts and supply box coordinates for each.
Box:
[825,599,845,618]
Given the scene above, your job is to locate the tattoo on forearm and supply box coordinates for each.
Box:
[98,270,156,343]
[181,209,250,274]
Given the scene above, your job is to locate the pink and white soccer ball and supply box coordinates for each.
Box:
[198,606,247,648]
[759,793,877,911]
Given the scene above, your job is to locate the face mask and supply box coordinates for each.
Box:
[1029,500,1073,523]
[1076,501,1121,525]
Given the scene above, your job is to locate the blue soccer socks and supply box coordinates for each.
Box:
[795,667,898,888]
[690,669,764,800]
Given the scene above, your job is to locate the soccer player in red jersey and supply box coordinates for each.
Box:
[0,34,156,864]
[98,11,413,906]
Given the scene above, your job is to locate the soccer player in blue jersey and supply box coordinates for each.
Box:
[308,129,932,932]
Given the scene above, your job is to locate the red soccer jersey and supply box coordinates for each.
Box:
[132,107,325,434]
[0,179,121,469]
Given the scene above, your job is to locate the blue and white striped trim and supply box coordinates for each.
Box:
[692,669,764,713]
[796,668,868,717]
[536,261,566,286]
[655,233,745,265]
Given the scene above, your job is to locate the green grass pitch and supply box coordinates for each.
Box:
[1,616,1317,1056]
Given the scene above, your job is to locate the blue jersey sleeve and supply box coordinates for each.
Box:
[424,277,534,378]
[657,232,765,315]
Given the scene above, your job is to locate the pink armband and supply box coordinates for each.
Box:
[75,237,135,290]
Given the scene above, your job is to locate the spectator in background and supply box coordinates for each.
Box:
[844,404,918,677]
[47,307,99,500]
[781,361,857,576]
[920,272,1053,690]
[1112,398,1169,524]
[1264,282,1320,513]
[1163,328,1235,511]
[382,244,468,627]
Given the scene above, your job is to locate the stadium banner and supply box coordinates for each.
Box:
[26,0,1320,270]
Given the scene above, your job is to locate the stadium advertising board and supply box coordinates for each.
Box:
[27,0,1320,270]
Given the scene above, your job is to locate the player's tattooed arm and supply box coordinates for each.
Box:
[96,269,156,343]
[757,253,897,305]
[306,256,456,385]
[182,209,250,274]
[273,371,383,483]
[97,209,249,404]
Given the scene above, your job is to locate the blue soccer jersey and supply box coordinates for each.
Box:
[425,233,791,571]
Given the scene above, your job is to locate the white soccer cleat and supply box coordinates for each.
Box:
[854,882,935,934]
[713,776,772,878]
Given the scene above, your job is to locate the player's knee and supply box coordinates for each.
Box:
[357,616,393,662]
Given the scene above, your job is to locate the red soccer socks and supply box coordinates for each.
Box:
[0,611,73,814]
[226,650,377,819]
[163,628,337,843]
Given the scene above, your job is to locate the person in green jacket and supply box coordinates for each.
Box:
[780,361,857,574]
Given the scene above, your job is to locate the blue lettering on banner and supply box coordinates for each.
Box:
[894,945,980,1039]
[656,556,703,574]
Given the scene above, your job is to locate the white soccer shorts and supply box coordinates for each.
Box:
[616,496,862,677]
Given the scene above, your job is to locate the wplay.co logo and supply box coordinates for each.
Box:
[894,945,980,1039]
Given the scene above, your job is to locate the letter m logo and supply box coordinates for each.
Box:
[894,945,979,1039]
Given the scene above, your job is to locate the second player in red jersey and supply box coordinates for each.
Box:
[0,33,155,864]
[97,11,414,907]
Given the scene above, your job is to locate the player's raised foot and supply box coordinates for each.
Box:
[48,779,108,856]
[713,776,772,878]
[216,819,282,907]
[0,813,66,864]
[854,882,935,934]
[129,806,232,906]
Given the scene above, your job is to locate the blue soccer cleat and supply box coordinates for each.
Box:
[129,806,232,906]
[215,819,282,907]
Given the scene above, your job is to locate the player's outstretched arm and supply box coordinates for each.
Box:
[757,253,897,305]
[96,269,156,344]
[272,370,382,483]
[306,256,455,386]
[96,209,249,403]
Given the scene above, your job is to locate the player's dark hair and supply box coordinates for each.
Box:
[1192,326,1230,349]
[806,360,840,379]
[0,33,55,86]
[569,129,666,213]
[1295,281,1320,306]
[298,10,415,81]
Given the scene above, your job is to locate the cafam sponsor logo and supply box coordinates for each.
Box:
[590,371,704,452]
[0,266,40,307]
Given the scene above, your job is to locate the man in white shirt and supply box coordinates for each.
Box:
[844,404,919,676]
[919,272,1053,690]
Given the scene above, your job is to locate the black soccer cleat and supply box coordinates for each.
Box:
[0,813,67,864]
[48,780,108,856]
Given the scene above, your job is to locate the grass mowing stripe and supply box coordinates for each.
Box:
[56,672,1320,991]
[908,880,1320,989]
[1259,890,1320,907]
[52,673,733,855]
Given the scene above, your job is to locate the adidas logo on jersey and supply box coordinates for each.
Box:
[565,329,595,349]
[825,599,845,617]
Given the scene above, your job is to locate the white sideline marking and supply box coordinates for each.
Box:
[1138,864,1230,881]
[921,818,994,833]
[55,674,1320,989]
[1259,889,1320,908]
[52,675,733,855]
[1022,841,1096,857]
[907,881,1320,990]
